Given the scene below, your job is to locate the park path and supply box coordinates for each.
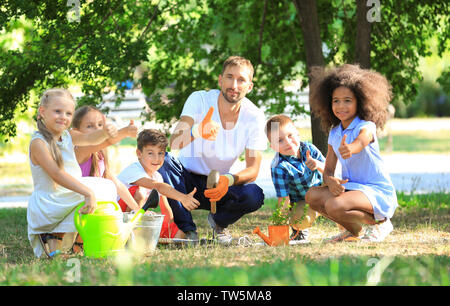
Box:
[1,152,449,208]
[246,153,450,199]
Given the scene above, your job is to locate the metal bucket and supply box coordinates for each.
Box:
[123,213,164,254]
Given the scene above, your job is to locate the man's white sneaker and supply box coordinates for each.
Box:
[362,219,393,242]
[207,213,233,245]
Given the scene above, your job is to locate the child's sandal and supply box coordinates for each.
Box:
[71,233,84,254]
[38,234,63,259]
[71,241,84,254]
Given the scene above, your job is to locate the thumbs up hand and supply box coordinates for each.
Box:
[191,107,220,141]
[180,188,200,211]
[305,150,319,171]
[125,119,138,138]
[100,114,118,138]
[328,177,349,196]
[338,134,353,159]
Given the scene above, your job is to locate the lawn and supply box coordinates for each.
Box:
[0,118,449,287]
[0,193,448,286]
[378,130,450,154]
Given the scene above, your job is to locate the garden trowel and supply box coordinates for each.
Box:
[206,170,220,214]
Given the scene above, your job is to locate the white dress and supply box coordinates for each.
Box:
[27,130,117,258]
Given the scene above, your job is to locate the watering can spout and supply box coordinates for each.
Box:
[253,227,274,246]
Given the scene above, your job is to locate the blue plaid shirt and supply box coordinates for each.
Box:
[271,141,325,202]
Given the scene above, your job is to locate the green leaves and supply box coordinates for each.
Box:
[0,0,448,141]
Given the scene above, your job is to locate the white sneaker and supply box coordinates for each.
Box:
[207,213,233,245]
[290,228,309,244]
[362,219,393,242]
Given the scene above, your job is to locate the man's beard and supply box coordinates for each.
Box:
[221,89,242,104]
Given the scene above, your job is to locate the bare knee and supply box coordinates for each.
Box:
[305,187,319,204]
[306,187,324,210]
[324,197,345,219]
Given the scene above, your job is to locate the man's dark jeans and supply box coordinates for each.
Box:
[158,153,265,232]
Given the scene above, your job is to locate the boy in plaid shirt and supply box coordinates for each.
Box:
[266,115,325,242]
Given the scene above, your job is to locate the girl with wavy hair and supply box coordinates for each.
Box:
[306,64,397,242]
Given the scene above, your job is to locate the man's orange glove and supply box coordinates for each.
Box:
[204,174,234,202]
[191,106,220,141]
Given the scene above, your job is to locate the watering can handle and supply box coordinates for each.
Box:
[73,202,85,235]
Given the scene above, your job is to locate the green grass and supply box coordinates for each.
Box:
[0,193,449,286]
[2,254,446,286]
[1,117,449,286]
[379,130,450,153]
[397,192,449,210]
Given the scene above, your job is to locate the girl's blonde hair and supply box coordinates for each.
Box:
[37,88,75,169]
[309,64,393,132]
[72,105,110,178]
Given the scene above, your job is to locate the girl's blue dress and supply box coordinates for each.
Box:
[328,116,398,221]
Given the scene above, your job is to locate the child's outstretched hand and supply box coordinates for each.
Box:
[104,123,118,138]
[191,107,220,141]
[180,188,200,211]
[305,150,318,171]
[102,115,118,138]
[338,135,352,159]
[125,120,138,138]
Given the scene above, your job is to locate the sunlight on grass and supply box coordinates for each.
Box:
[0,118,449,285]
[379,130,450,153]
[0,192,449,286]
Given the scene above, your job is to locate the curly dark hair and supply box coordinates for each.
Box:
[309,64,393,133]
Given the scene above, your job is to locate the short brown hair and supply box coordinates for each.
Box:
[265,114,294,139]
[222,56,254,80]
[137,129,168,151]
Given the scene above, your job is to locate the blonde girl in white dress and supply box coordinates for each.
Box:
[27,88,118,258]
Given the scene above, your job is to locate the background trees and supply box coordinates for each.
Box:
[1,0,448,154]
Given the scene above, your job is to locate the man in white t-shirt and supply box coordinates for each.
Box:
[158,56,267,243]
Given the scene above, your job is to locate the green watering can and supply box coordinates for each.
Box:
[74,189,159,258]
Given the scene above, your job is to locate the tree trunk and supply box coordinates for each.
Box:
[355,0,372,69]
[292,0,328,155]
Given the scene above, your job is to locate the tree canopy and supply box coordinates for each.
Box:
[1,0,448,152]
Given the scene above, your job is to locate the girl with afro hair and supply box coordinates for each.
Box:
[305,64,397,242]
